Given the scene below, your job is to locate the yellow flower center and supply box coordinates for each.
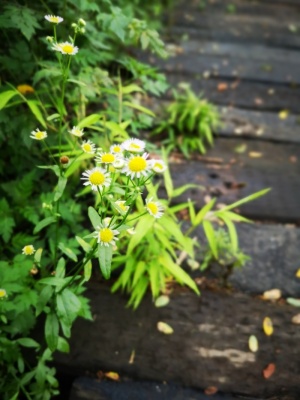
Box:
[116,202,128,212]
[50,16,60,23]
[147,202,158,215]
[101,153,115,163]
[23,245,35,255]
[99,228,114,243]
[35,131,45,139]
[128,156,147,172]
[129,143,142,150]
[61,44,74,54]
[153,162,163,170]
[0,289,7,298]
[89,171,105,185]
[112,146,122,153]
[83,143,92,152]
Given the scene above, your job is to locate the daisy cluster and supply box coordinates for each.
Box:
[81,138,167,247]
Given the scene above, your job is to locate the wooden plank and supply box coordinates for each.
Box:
[146,72,299,112]
[192,223,300,298]
[70,377,238,400]
[55,283,300,398]
[164,138,300,222]
[145,53,300,85]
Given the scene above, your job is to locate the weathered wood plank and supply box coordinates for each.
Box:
[70,377,239,400]
[192,223,300,298]
[164,138,300,222]
[55,283,300,398]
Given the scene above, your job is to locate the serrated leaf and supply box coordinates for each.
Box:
[98,244,112,279]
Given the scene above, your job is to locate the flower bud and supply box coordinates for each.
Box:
[60,155,70,164]
[78,18,86,26]
[46,36,54,43]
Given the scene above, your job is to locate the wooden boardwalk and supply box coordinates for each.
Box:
[66,2,300,399]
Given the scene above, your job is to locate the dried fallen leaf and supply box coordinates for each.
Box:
[248,335,259,352]
[263,317,273,336]
[104,372,120,381]
[128,350,135,364]
[217,82,228,91]
[157,321,174,334]
[296,269,300,278]
[278,110,289,120]
[286,298,300,307]
[155,295,170,308]
[263,363,276,379]
[291,314,300,324]
[204,386,218,395]
[249,151,263,158]
[262,289,282,301]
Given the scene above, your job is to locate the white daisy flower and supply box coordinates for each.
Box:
[115,200,129,215]
[122,138,146,153]
[112,157,125,169]
[69,126,84,137]
[81,140,96,154]
[22,245,36,255]
[122,152,150,179]
[30,128,47,140]
[52,42,79,55]
[93,224,119,247]
[110,144,123,154]
[45,15,64,24]
[0,288,7,299]
[96,152,116,164]
[150,159,167,174]
[81,167,111,191]
[145,198,164,219]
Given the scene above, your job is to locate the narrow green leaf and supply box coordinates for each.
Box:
[219,188,271,212]
[38,165,60,177]
[194,198,216,226]
[56,288,82,326]
[121,84,144,94]
[54,176,67,202]
[34,248,43,263]
[76,236,92,253]
[45,313,59,351]
[17,338,40,348]
[47,113,60,121]
[127,214,154,254]
[172,183,202,198]
[58,243,78,262]
[35,285,53,316]
[203,220,218,258]
[88,206,101,229]
[33,216,56,234]
[98,244,112,279]
[0,90,18,109]
[56,257,66,278]
[27,100,47,128]
[220,214,239,251]
[84,259,92,282]
[123,101,155,117]
[77,114,101,128]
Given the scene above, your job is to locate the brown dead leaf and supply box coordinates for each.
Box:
[291,314,300,324]
[104,371,120,381]
[262,289,282,301]
[263,363,276,379]
[128,350,135,364]
[204,386,218,395]
[217,82,228,91]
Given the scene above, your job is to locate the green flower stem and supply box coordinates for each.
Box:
[41,140,58,166]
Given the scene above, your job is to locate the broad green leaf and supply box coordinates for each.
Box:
[123,101,155,117]
[34,248,43,263]
[54,175,67,202]
[45,313,59,351]
[98,244,112,279]
[76,236,92,253]
[88,206,101,229]
[0,90,18,109]
[56,257,66,278]
[35,285,53,316]
[27,100,46,128]
[57,337,70,353]
[56,288,82,326]
[203,220,218,258]
[58,242,78,262]
[33,216,56,234]
[17,338,40,348]
[219,188,271,212]
[39,276,72,287]
[77,113,101,128]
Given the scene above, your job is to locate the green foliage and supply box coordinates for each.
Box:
[154,83,220,157]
